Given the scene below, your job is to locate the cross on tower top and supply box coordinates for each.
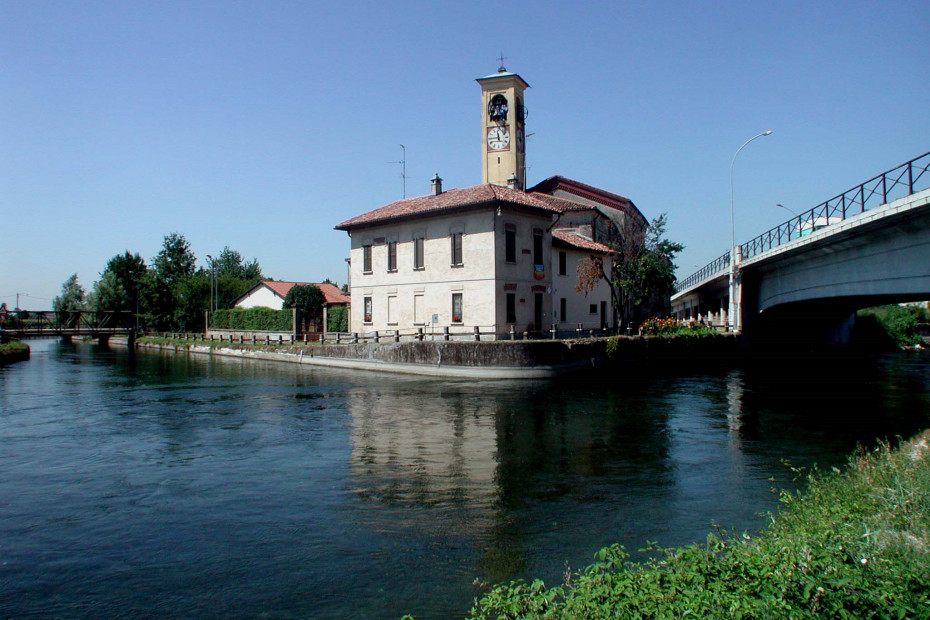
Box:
[497,52,507,73]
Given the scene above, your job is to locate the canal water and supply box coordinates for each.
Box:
[2,340,929,619]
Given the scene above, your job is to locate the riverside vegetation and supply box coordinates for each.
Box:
[455,431,930,619]
[858,305,929,349]
[0,340,29,363]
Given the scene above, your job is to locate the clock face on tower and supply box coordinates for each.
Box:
[487,126,511,151]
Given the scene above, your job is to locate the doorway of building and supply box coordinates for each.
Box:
[534,293,543,333]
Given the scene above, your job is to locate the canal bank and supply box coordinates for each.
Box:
[0,340,30,364]
[130,334,741,379]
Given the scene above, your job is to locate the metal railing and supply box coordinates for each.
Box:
[675,150,930,292]
[1,310,135,337]
[143,322,621,347]
[741,150,930,259]
[674,251,731,293]
[321,322,617,343]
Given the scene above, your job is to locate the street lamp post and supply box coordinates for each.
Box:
[728,130,772,333]
[776,203,797,216]
[206,254,215,314]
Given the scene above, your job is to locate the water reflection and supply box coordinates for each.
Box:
[2,342,928,620]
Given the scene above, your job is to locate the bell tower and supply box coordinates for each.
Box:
[477,63,529,190]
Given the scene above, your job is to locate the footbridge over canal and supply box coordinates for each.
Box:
[671,151,930,345]
[0,310,136,345]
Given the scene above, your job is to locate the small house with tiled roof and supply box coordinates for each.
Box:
[334,67,646,338]
[234,280,350,332]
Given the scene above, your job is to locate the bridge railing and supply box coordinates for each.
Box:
[675,150,930,293]
[741,150,930,259]
[2,310,136,335]
[674,251,731,292]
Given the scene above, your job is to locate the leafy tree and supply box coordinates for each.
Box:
[214,246,262,281]
[208,246,264,309]
[577,213,684,326]
[87,252,148,313]
[283,284,325,315]
[86,270,125,312]
[52,273,87,312]
[175,270,210,331]
[283,284,326,333]
[152,232,196,285]
[107,251,147,311]
[146,232,198,330]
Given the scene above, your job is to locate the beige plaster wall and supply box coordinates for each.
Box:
[345,206,556,336]
[235,287,283,310]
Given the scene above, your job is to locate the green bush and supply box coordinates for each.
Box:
[327,305,348,332]
[858,305,925,348]
[212,307,292,332]
[466,432,930,619]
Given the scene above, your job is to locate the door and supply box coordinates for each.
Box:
[534,293,543,333]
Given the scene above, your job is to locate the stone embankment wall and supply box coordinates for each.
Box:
[135,335,740,378]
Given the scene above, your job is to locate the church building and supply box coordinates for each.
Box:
[335,66,647,338]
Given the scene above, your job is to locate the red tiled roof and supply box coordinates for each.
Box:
[530,193,595,212]
[334,184,563,230]
[256,281,350,305]
[552,229,613,254]
[529,175,636,211]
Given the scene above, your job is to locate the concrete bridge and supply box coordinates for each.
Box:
[672,151,930,345]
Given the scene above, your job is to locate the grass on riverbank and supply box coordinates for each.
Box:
[462,431,930,619]
[0,340,30,363]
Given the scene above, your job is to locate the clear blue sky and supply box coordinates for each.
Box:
[3,0,928,309]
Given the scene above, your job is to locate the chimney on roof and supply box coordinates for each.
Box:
[430,173,443,196]
[506,173,519,190]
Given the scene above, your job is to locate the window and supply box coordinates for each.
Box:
[414,294,425,324]
[505,224,516,263]
[589,303,598,314]
[362,245,372,273]
[364,297,373,323]
[387,241,397,272]
[451,293,463,323]
[451,232,463,266]
[560,298,567,322]
[558,251,567,276]
[506,293,516,324]
[533,230,544,265]
[413,236,425,270]
[387,295,397,324]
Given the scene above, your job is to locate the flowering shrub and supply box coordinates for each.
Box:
[641,316,718,337]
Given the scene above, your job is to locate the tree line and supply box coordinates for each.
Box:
[51,233,268,332]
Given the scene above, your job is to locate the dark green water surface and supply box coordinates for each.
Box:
[2,341,928,618]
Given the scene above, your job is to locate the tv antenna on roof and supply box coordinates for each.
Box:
[388,144,406,199]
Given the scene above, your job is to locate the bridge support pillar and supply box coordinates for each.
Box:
[97,335,111,347]
[61,335,73,344]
